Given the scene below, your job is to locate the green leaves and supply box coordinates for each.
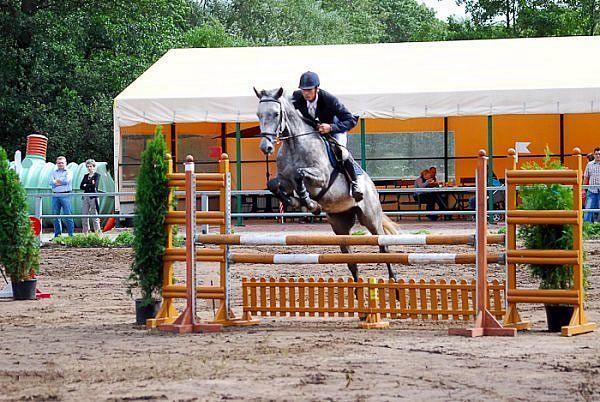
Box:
[0,146,40,283]
[129,127,169,304]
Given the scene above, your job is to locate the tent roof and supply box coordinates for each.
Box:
[114,36,600,127]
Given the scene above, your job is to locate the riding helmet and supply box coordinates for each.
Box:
[299,71,320,89]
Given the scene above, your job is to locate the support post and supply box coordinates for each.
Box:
[235,123,244,226]
[559,114,565,164]
[159,155,222,333]
[449,150,516,337]
[360,118,366,171]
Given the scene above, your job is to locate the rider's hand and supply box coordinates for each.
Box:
[318,123,332,134]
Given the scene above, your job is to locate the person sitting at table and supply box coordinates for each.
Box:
[414,169,446,221]
[428,166,440,184]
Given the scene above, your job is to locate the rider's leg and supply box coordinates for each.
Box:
[330,134,363,202]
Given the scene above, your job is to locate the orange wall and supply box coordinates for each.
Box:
[118,113,600,190]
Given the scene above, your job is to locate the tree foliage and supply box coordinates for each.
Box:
[129,127,169,305]
[0,147,39,283]
[1,0,598,169]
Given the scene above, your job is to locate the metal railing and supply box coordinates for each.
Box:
[27,186,600,225]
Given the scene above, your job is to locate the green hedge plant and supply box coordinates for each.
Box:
[0,146,39,283]
[518,150,588,290]
[128,128,169,306]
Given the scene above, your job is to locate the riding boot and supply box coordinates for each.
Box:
[344,159,363,202]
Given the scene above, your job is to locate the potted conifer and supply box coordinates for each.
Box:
[518,151,589,331]
[0,146,40,300]
[128,128,169,324]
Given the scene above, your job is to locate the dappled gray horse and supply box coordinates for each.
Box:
[254,87,398,282]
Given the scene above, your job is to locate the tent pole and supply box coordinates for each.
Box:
[360,118,366,171]
[235,123,244,227]
[444,117,449,182]
[560,114,565,164]
[487,116,494,222]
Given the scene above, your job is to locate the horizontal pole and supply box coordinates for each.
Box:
[230,252,503,265]
[197,233,504,246]
[507,177,578,185]
[507,257,579,265]
[506,169,577,178]
[167,173,224,181]
[162,292,225,300]
[507,210,577,218]
[507,296,579,305]
[506,217,579,225]
[167,211,225,219]
[506,249,579,258]
[164,219,225,226]
[507,289,578,298]
[164,285,224,293]
[168,180,225,189]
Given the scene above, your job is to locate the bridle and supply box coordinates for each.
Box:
[258,97,318,144]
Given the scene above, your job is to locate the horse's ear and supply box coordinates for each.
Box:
[275,87,284,99]
[253,87,262,98]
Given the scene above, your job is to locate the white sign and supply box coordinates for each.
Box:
[515,141,531,154]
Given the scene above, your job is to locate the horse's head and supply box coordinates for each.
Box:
[254,87,285,155]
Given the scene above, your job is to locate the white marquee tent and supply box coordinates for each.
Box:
[114,35,600,187]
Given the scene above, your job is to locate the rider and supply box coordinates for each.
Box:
[291,71,363,202]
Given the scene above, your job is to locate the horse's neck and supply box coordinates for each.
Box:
[282,101,325,158]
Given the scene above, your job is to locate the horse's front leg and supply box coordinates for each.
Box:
[297,167,328,188]
[267,176,302,209]
[294,171,322,215]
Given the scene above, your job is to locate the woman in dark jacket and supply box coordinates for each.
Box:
[80,159,101,234]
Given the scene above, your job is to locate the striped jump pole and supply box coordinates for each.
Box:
[229,252,504,265]
[197,233,505,246]
[449,150,516,337]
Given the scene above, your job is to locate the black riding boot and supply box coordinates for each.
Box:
[344,159,363,202]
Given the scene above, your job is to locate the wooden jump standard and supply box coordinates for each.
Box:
[503,148,596,337]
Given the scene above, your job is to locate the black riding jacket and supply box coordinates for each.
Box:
[291,89,357,134]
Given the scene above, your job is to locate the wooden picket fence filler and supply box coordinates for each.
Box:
[242,277,505,321]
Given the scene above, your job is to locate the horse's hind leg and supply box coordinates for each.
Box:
[356,209,398,281]
[327,210,358,282]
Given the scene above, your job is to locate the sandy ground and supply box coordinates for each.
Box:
[1,221,600,401]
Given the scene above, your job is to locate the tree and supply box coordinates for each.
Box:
[0,146,39,284]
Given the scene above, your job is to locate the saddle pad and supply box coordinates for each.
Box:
[320,136,364,176]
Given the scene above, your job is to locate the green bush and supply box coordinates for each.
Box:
[114,231,135,247]
[0,147,39,283]
[52,233,113,247]
[583,222,600,240]
[128,128,169,306]
[518,151,587,290]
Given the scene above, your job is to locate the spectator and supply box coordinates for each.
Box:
[584,147,600,223]
[428,166,439,184]
[414,169,446,221]
[80,159,101,234]
[49,156,74,237]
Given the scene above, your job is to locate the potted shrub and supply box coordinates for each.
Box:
[0,146,40,300]
[128,128,169,324]
[518,151,589,331]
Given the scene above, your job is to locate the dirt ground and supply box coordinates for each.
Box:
[1,221,600,401]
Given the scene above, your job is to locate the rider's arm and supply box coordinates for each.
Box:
[329,96,356,134]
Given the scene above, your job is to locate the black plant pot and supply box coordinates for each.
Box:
[545,304,574,332]
[135,299,161,325]
[12,279,37,300]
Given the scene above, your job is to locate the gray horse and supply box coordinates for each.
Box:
[254,87,398,282]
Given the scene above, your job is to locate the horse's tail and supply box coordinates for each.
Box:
[381,213,398,235]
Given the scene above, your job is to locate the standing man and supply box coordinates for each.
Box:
[49,156,74,237]
[291,71,363,201]
[584,147,600,223]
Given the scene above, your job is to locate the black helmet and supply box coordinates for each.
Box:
[299,71,320,89]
